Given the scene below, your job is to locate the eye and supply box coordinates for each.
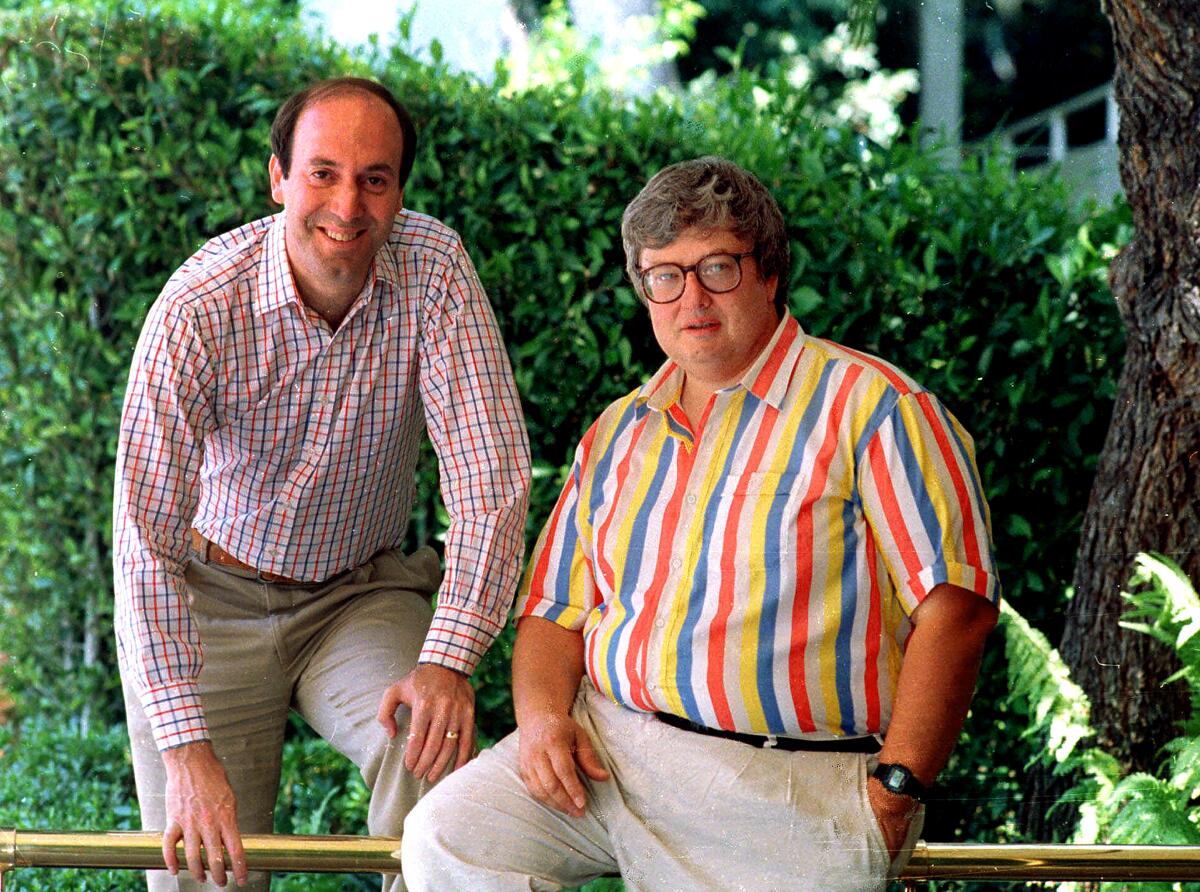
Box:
[365,175,388,189]
[650,267,682,285]
[700,256,733,275]
[310,169,332,182]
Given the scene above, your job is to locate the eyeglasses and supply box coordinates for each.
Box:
[637,252,755,304]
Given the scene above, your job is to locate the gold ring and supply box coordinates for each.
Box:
[445,730,460,740]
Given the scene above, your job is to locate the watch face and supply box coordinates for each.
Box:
[884,765,910,791]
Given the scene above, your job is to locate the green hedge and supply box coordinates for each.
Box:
[0,0,1127,857]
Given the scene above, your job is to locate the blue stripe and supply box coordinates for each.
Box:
[834,497,860,733]
[600,406,671,708]
[932,399,1001,600]
[541,474,582,625]
[674,391,758,724]
[751,360,842,732]
[888,398,944,556]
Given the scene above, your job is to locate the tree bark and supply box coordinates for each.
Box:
[1058,0,1200,774]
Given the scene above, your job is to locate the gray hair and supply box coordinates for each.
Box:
[621,156,791,312]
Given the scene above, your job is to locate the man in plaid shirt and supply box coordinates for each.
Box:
[113,77,530,890]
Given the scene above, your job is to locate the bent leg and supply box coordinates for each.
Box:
[401,731,618,891]
[291,546,442,892]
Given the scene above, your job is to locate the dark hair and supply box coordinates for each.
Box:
[270,77,418,188]
[621,156,791,314]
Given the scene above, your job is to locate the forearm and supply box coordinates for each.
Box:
[879,583,998,786]
[512,616,586,727]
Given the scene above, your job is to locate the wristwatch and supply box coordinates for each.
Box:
[871,762,928,801]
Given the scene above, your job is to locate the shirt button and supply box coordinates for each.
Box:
[685,493,697,505]
[654,617,666,629]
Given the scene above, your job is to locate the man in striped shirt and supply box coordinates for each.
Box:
[113,78,530,890]
[404,156,999,891]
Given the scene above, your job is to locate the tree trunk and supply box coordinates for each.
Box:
[1058,0,1200,774]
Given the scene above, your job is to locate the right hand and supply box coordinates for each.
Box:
[517,713,610,818]
[161,741,248,887]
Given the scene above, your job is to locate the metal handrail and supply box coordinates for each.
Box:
[4,830,1200,889]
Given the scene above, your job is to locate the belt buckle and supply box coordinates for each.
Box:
[763,734,778,749]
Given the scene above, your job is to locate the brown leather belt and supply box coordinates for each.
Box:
[189,529,302,585]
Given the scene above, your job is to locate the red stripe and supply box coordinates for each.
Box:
[867,437,925,589]
[788,365,862,731]
[707,398,779,730]
[621,434,696,712]
[861,530,882,729]
[825,339,911,394]
[914,393,982,569]
[748,317,799,396]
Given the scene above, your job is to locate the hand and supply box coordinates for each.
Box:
[161,741,247,887]
[376,663,475,782]
[517,712,610,818]
[866,776,920,860]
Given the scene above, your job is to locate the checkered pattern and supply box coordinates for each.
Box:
[114,211,530,749]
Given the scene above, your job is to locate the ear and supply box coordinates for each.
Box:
[398,187,405,209]
[268,154,286,206]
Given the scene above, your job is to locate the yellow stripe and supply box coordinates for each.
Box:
[655,391,746,716]
[735,366,821,731]
[591,404,673,703]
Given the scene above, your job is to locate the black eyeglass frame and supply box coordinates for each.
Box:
[636,251,757,305]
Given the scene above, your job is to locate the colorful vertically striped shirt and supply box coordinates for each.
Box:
[114,210,531,750]
[517,313,998,739]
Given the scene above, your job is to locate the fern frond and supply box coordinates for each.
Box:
[1001,600,1094,766]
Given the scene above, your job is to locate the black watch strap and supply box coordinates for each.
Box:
[871,762,928,801]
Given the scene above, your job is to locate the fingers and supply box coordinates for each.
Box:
[454,722,476,772]
[225,825,249,887]
[161,822,182,876]
[171,814,239,886]
[575,736,611,782]
[517,721,605,817]
[376,684,404,738]
[391,665,475,781]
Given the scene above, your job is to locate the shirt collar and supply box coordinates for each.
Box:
[635,313,806,413]
[255,214,401,317]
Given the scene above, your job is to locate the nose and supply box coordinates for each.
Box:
[678,269,712,307]
[329,181,364,221]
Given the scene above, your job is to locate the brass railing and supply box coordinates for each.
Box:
[4,830,1200,889]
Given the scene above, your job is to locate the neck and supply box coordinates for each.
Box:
[679,376,714,429]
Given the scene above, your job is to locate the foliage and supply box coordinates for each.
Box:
[1003,555,1200,892]
[0,718,137,889]
[0,0,1128,861]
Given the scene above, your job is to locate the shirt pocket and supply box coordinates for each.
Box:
[722,470,797,499]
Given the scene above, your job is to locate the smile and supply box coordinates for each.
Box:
[319,226,365,243]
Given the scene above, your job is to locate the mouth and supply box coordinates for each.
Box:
[317,225,366,244]
[682,319,720,333]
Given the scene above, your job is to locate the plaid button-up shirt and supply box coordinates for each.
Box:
[114,210,530,749]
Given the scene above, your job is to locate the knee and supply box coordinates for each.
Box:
[401,787,462,889]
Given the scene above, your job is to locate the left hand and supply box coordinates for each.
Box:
[866,777,920,860]
[376,663,475,782]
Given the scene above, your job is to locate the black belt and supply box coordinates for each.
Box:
[655,712,880,753]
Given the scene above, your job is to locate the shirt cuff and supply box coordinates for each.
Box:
[907,561,1001,611]
[142,683,210,751]
[418,604,505,676]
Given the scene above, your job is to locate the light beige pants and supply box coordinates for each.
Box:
[123,545,442,892]
[403,681,922,892]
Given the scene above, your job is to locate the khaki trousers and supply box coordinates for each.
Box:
[123,545,442,892]
[403,681,922,892]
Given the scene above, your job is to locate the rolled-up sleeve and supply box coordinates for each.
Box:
[857,390,1000,616]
